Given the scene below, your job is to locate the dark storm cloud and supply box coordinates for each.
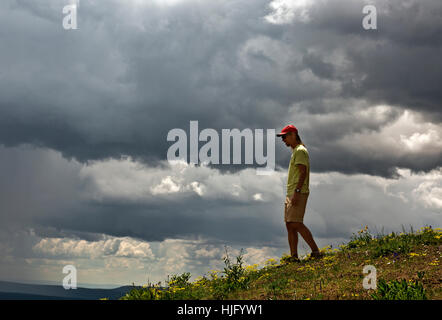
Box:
[32,197,284,247]
[0,0,441,180]
[303,0,442,117]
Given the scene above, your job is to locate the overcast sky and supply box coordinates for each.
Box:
[0,0,441,287]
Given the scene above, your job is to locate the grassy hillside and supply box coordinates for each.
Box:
[114,226,441,300]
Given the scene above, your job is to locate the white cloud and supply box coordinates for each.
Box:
[381,167,442,211]
[336,109,442,157]
[151,176,181,195]
[400,129,441,152]
[78,156,285,203]
[413,181,442,210]
[265,0,314,24]
[253,193,264,201]
[194,246,221,259]
[242,246,280,265]
[33,236,154,259]
[189,181,205,196]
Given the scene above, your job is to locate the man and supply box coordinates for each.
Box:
[277,125,322,261]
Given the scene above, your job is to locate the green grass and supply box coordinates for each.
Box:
[112,226,441,300]
[371,278,427,300]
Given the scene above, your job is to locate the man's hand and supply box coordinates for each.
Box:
[290,192,300,206]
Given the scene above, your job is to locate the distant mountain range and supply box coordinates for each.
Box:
[0,280,139,300]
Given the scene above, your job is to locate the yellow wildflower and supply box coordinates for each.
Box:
[429,260,439,266]
[265,258,278,266]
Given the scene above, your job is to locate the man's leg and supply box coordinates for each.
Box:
[285,222,299,257]
[290,222,319,253]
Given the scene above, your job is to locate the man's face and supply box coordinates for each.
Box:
[281,132,296,146]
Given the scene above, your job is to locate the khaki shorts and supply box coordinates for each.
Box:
[284,193,309,223]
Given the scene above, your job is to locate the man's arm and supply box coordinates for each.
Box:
[290,164,307,205]
[295,164,307,190]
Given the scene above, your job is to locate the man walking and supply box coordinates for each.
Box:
[277,125,322,261]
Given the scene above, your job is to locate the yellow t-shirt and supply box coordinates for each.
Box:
[286,144,310,197]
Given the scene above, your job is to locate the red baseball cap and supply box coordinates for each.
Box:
[276,124,298,136]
